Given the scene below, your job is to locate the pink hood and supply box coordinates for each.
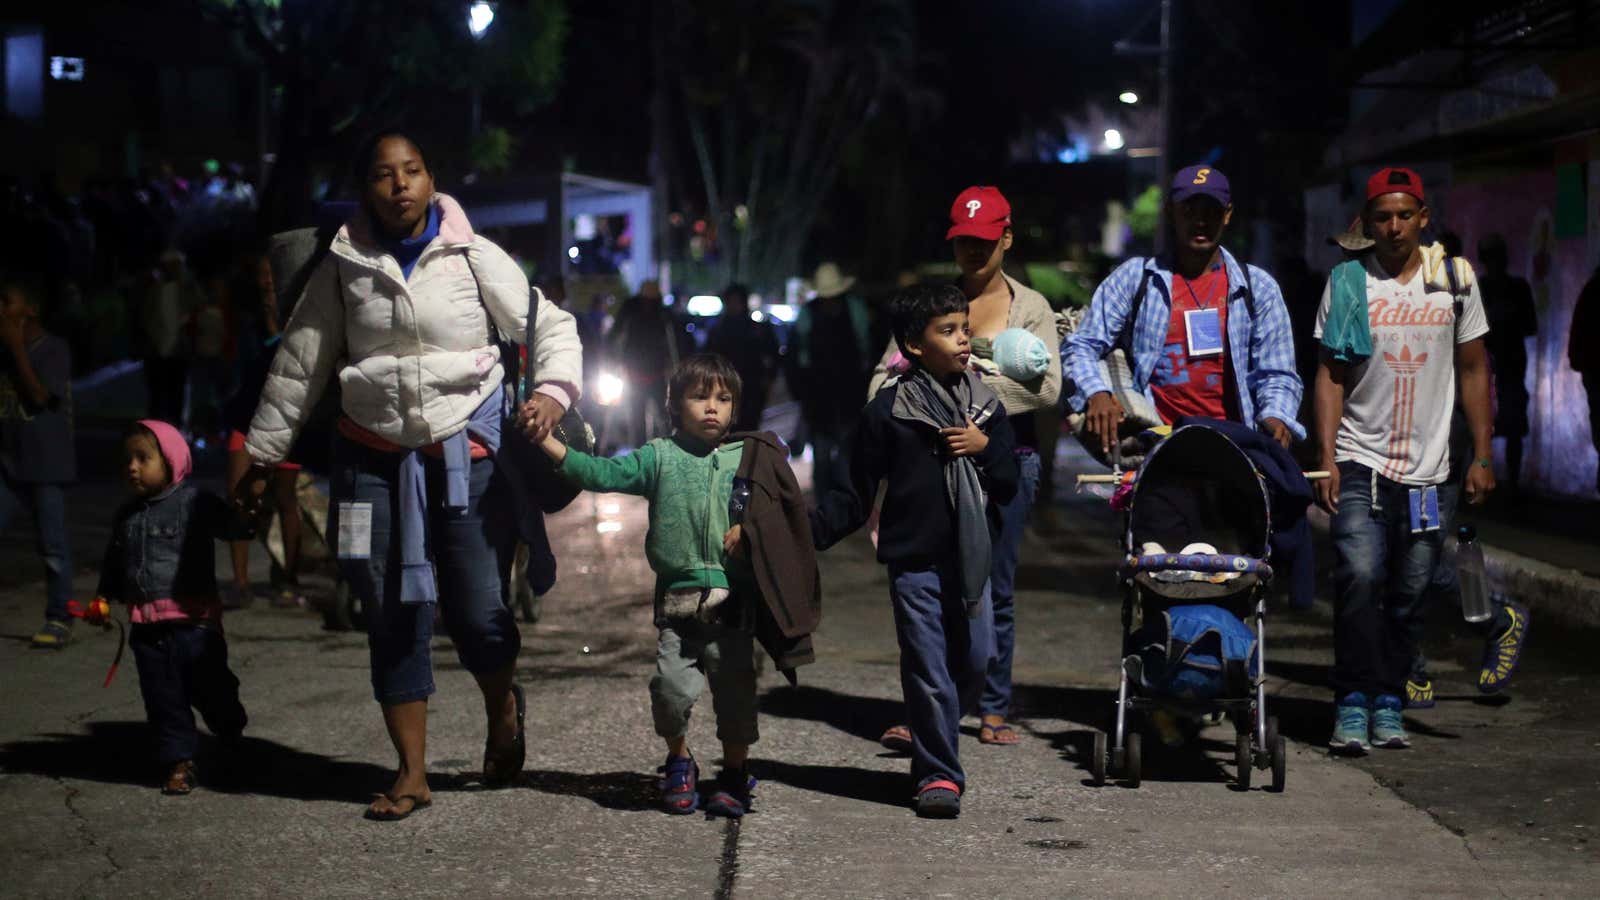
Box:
[137,419,193,487]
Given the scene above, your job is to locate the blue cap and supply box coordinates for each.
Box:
[1170,164,1230,206]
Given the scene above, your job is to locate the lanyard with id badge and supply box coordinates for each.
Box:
[1180,273,1226,358]
[1408,486,1440,534]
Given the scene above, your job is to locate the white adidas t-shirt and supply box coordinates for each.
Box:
[1314,255,1489,486]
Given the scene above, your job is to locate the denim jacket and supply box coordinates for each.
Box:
[97,483,244,613]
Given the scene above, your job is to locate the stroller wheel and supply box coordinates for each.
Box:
[1266,715,1280,752]
[1269,734,1287,792]
[1090,732,1107,786]
[1123,732,1142,788]
[1234,732,1253,790]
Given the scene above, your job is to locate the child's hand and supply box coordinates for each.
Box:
[722,524,745,557]
[539,431,568,464]
[939,418,989,457]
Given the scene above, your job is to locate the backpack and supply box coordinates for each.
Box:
[1134,604,1260,701]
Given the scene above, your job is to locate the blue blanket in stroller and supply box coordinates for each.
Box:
[1135,604,1260,701]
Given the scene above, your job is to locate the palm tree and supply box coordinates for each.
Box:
[657,0,925,293]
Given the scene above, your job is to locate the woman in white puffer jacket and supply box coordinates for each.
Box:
[239,132,581,821]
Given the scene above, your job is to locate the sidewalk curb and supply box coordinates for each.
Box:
[1306,508,1600,630]
[1482,545,1600,630]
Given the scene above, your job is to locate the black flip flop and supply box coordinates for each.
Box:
[483,682,527,787]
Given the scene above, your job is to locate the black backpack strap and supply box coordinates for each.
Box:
[1117,259,1153,355]
[461,247,525,399]
[1241,259,1257,320]
[1239,259,1258,367]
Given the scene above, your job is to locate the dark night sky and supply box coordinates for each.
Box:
[512,1,1351,274]
[522,1,1153,184]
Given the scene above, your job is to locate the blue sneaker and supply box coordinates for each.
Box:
[1479,601,1529,694]
[1371,695,1410,749]
[1329,693,1370,755]
[658,755,700,815]
[704,769,756,819]
[1405,677,1435,709]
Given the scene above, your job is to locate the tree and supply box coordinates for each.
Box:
[655,0,926,293]
[201,0,567,237]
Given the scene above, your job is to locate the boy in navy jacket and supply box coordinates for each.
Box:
[811,284,1017,818]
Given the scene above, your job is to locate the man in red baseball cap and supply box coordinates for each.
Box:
[1312,165,1504,755]
[865,185,1062,752]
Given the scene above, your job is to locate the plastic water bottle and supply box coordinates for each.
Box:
[728,477,752,525]
[1456,524,1493,623]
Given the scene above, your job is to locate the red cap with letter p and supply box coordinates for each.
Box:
[946,186,1012,240]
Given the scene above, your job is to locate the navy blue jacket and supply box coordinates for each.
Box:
[810,382,1018,566]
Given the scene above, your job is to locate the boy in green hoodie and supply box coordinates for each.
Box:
[540,353,761,818]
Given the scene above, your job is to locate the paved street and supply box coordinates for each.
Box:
[1,445,1597,898]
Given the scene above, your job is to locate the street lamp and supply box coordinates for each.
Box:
[1119,91,1139,105]
[1103,128,1125,151]
[467,2,496,137]
[468,2,496,39]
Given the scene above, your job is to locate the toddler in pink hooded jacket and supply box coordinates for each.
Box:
[96,419,249,794]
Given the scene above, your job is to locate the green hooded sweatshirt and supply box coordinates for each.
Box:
[556,434,747,593]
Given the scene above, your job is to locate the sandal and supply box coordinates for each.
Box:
[914,779,961,819]
[483,682,527,787]
[162,760,197,795]
[658,755,700,815]
[979,721,1021,746]
[879,725,913,754]
[364,791,433,821]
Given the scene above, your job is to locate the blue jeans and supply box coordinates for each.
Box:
[1329,461,1452,699]
[332,439,520,705]
[981,450,1040,717]
[0,477,72,622]
[130,623,247,764]
[889,561,994,793]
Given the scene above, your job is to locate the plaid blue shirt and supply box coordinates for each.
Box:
[1062,248,1305,439]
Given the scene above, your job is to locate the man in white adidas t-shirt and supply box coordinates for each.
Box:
[1312,167,1494,756]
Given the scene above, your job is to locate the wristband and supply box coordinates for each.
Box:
[1474,457,1492,468]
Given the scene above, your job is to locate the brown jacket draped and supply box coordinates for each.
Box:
[732,431,821,683]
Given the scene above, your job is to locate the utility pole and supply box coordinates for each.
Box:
[1156,0,1175,255]
[1115,0,1179,254]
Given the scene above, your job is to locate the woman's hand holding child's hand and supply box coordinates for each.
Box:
[519,395,563,443]
[939,418,988,457]
[722,524,745,558]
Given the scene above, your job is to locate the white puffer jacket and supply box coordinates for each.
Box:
[245,193,582,464]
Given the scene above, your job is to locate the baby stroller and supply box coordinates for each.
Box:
[1086,423,1287,792]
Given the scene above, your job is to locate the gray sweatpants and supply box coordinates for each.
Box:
[650,618,759,745]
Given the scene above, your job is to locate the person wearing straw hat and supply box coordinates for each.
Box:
[788,262,873,499]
